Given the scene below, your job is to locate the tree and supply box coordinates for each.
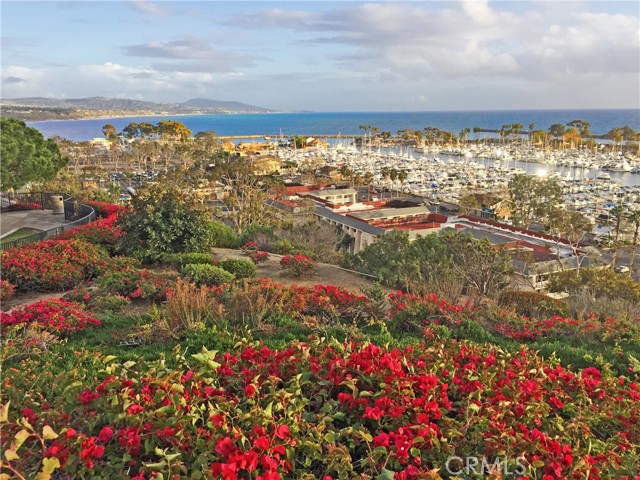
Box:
[0,118,68,191]
[567,119,591,138]
[157,120,192,142]
[507,174,564,229]
[627,210,640,267]
[607,128,624,153]
[548,209,592,271]
[342,230,421,291]
[458,193,480,215]
[531,130,549,149]
[610,204,627,242]
[121,122,141,140]
[443,231,513,299]
[102,124,117,141]
[548,124,566,148]
[221,165,275,233]
[117,184,224,260]
[563,127,582,149]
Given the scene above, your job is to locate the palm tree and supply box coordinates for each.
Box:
[607,128,624,154]
[380,166,391,192]
[627,209,640,267]
[548,124,566,149]
[610,204,626,241]
[338,165,351,183]
[397,170,408,195]
[363,171,374,201]
[389,168,399,196]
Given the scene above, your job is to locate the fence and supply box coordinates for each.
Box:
[0,192,49,213]
[0,194,96,250]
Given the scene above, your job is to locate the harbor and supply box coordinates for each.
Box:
[271,141,640,228]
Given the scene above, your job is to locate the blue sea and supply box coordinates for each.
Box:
[28,109,640,142]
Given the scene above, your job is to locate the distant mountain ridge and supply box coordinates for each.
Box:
[0,96,276,121]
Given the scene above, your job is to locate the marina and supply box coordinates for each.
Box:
[272,141,640,227]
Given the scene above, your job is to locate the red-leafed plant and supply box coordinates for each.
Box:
[1,298,100,335]
[279,254,317,277]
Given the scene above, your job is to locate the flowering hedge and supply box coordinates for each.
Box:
[1,298,100,335]
[388,291,640,345]
[59,202,125,252]
[2,337,639,479]
[216,279,374,326]
[0,279,16,300]
[242,242,270,264]
[95,263,175,302]
[5,201,42,211]
[279,254,317,277]
[1,239,108,291]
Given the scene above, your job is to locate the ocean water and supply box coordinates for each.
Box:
[28,109,640,142]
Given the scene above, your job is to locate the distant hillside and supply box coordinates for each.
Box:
[0,96,276,121]
[181,98,272,113]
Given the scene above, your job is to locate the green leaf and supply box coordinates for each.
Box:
[42,425,58,441]
[144,461,166,471]
[4,448,19,461]
[376,468,396,480]
[14,429,30,450]
[41,457,60,474]
[0,401,9,423]
[532,460,545,468]
[264,401,273,417]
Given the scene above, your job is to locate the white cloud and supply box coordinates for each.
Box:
[1,62,242,99]
[129,0,171,16]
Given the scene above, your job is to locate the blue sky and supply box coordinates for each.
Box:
[2,1,639,111]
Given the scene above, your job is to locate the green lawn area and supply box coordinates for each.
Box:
[0,227,43,243]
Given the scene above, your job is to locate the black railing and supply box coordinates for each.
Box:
[0,192,48,212]
[0,193,96,250]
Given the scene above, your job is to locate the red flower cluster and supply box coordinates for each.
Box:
[6,201,42,211]
[0,279,15,300]
[95,263,174,302]
[1,298,101,334]
[388,291,640,345]
[60,202,125,250]
[241,241,260,252]
[241,242,270,264]
[1,239,108,291]
[5,337,638,478]
[279,254,317,277]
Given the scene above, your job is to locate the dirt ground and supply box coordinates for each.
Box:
[2,250,392,313]
[2,291,66,313]
[213,248,391,294]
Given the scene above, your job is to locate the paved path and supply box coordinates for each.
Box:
[0,210,70,237]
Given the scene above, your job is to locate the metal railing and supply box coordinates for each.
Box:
[0,192,48,212]
[0,194,96,250]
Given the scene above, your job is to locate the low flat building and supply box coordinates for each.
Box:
[299,188,358,205]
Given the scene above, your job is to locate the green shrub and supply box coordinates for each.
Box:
[93,294,131,313]
[162,252,215,267]
[498,290,568,318]
[207,220,240,248]
[239,223,275,245]
[219,258,257,279]
[181,263,235,286]
[117,187,231,260]
[272,239,295,255]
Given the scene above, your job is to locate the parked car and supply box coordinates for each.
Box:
[615,265,630,274]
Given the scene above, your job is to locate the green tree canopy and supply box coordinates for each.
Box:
[116,185,235,260]
[508,174,564,229]
[0,118,68,191]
